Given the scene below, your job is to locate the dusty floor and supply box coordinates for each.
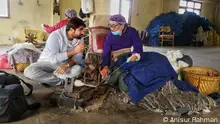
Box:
[1,45,220,124]
[10,89,220,124]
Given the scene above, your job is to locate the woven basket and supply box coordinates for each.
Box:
[182,66,220,94]
[13,63,30,72]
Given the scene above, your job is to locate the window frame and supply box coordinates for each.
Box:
[0,0,10,18]
[110,0,132,25]
[178,0,202,15]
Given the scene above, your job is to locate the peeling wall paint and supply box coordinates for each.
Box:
[60,0,81,20]
[0,0,53,45]
[0,0,219,45]
[60,0,217,32]
[60,0,163,31]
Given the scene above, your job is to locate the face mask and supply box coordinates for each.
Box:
[112,30,121,36]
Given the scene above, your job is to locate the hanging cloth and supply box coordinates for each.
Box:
[81,0,94,14]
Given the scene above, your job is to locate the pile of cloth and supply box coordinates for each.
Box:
[195,26,208,46]
[165,50,192,73]
[143,11,217,46]
[6,43,41,72]
[195,26,220,46]
[0,43,42,71]
[109,52,215,115]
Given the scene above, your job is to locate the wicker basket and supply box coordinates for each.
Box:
[182,66,220,94]
[13,63,30,72]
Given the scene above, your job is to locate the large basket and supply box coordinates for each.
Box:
[13,63,30,72]
[182,66,220,94]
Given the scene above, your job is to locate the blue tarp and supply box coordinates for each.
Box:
[143,11,216,46]
[115,52,198,104]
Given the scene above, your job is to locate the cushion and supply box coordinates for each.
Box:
[89,26,110,53]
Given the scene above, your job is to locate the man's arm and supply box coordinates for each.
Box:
[46,33,69,64]
[67,50,76,58]
[67,38,84,59]
[65,52,83,67]
[66,59,76,67]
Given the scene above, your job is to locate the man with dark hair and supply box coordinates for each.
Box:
[41,9,78,34]
[24,17,86,86]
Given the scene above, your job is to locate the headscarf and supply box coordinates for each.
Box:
[109,14,127,25]
[65,9,77,18]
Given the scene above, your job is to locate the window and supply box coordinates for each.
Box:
[110,0,132,24]
[0,0,9,18]
[178,0,202,15]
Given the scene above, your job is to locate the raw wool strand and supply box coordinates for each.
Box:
[138,81,216,114]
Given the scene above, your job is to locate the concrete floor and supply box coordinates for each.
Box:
[1,45,220,124]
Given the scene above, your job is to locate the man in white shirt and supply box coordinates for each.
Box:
[24,17,85,86]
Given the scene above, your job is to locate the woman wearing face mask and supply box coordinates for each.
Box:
[100,14,143,78]
[99,14,202,108]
